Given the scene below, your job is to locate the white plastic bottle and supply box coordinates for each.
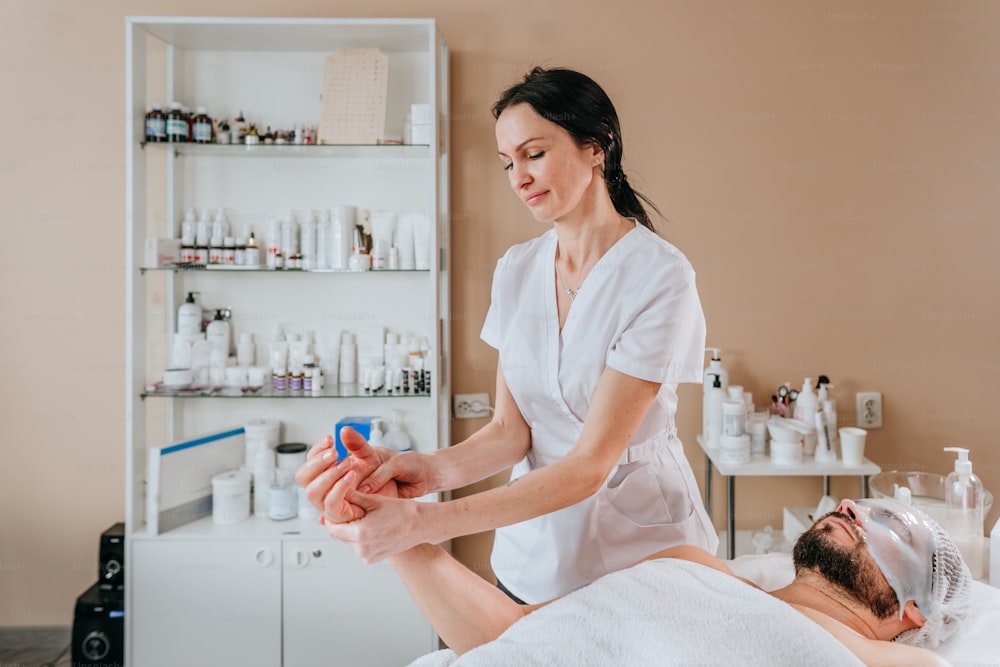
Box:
[177,291,201,335]
[704,374,725,448]
[943,446,985,579]
[206,309,231,356]
[339,332,357,385]
[252,448,275,517]
[702,348,728,438]
[384,410,413,452]
[794,378,819,456]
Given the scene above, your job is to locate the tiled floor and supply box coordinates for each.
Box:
[0,626,71,667]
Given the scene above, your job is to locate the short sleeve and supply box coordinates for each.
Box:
[605,263,706,384]
[479,254,506,350]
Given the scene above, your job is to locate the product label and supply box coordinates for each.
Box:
[166,119,188,139]
[146,117,166,139]
[193,122,212,142]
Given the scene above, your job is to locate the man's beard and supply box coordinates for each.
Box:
[792,512,899,619]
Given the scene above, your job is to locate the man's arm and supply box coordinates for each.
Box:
[390,544,550,655]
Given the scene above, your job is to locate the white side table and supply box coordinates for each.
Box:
[696,436,881,559]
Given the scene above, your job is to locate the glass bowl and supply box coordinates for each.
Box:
[869,470,993,525]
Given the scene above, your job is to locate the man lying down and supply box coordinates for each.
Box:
[389,497,970,667]
[310,440,971,666]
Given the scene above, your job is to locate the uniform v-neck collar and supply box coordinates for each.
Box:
[547,220,639,337]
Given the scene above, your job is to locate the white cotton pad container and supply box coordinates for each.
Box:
[212,470,251,524]
[244,418,282,468]
[719,433,750,465]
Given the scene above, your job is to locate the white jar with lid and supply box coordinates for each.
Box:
[212,470,251,524]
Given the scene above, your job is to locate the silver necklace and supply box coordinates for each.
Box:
[554,262,581,301]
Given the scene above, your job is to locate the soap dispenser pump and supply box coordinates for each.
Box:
[703,348,729,394]
[943,446,985,579]
[177,291,201,336]
[383,410,413,452]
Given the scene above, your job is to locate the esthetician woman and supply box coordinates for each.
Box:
[297,67,717,604]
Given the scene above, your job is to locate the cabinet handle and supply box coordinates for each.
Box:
[255,547,274,567]
[294,549,309,568]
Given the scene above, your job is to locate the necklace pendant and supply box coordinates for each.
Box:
[563,287,579,301]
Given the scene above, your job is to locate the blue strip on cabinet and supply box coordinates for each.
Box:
[160,427,246,455]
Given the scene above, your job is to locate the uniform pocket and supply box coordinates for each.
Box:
[585,461,702,579]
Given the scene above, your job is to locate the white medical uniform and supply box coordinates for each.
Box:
[480,221,718,603]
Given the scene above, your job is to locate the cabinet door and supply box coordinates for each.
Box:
[282,539,437,667]
[131,539,282,667]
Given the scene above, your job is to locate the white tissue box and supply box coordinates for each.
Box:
[144,238,181,268]
[783,507,814,546]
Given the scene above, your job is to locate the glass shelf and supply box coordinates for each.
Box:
[140,141,430,158]
[139,265,430,275]
[141,383,430,399]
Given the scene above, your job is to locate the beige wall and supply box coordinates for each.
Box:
[2,0,999,626]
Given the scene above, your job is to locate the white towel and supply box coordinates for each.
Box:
[408,558,863,667]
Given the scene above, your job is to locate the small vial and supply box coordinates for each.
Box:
[223,237,236,265]
[208,237,223,265]
[234,237,246,266]
[193,246,209,266]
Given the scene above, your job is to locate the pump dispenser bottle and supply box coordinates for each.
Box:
[177,292,201,336]
[703,348,729,393]
[704,374,725,448]
[703,348,728,439]
[384,410,413,452]
[943,446,985,579]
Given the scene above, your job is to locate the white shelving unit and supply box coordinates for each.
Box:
[124,17,448,666]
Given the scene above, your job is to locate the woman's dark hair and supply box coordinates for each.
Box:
[492,66,661,231]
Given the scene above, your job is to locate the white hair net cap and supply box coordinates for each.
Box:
[892,505,972,649]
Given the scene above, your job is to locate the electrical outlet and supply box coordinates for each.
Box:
[856,392,883,429]
[453,393,492,419]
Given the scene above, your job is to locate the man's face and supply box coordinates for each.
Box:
[792,509,900,619]
[794,498,939,621]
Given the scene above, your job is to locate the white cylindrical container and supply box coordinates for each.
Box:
[281,218,299,262]
[412,212,432,270]
[746,414,768,455]
[212,470,251,524]
[300,213,317,270]
[339,332,357,384]
[719,434,750,466]
[315,214,330,270]
[253,448,275,517]
[244,418,282,468]
[396,213,417,270]
[329,206,356,270]
[770,439,803,467]
[269,470,298,521]
[276,442,308,473]
[722,399,746,437]
[237,332,255,367]
[726,385,744,401]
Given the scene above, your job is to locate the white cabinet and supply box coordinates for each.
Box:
[131,538,282,667]
[124,17,448,666]
[283,539,435,667]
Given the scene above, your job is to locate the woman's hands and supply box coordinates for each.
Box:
[296,427,397,522]
[295,426,436,563]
